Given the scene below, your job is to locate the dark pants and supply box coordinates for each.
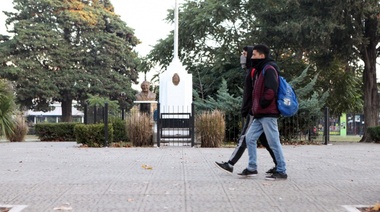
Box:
[228,115,277,166]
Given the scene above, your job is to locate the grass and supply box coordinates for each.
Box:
[0,134,39,142]
[1,134,363,146]
[222,135,361,147]
[316,135,361,143]
[25,135,39,140]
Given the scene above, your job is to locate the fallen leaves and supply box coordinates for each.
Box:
[53,203,72,211]
[358,203,380,212]
[373,203,380,211]
[141,164,153,170]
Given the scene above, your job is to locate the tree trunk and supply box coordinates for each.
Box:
[360,17,379,143]
[361,61,379,142]
[61,99,73,122]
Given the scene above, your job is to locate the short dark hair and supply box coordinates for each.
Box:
[253,44,270,58]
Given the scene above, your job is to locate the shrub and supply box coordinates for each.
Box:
[126,112,153,147]
[6,114,28,142]
[367,126,380,143]
[195,110,225,147]
[74,123,114,147]
[35,123,77,141]
[110,118,127,142]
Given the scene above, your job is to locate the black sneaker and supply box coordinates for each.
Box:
[215,161,233,174]
[237,168,258,177]
[266,167,277,174]
[265,172,288,180]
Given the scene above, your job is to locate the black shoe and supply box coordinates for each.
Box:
[237,168,258,177]
[266,167,277,174]
[265,172,288,180]
[215,161,233,174]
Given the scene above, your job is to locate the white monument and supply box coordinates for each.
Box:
[159,0,193,114]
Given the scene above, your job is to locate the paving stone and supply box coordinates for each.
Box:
[0,141,379,211]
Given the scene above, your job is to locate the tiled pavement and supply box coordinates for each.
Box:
[0,141,379,212]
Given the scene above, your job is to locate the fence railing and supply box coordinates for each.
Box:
[223,114,322,145]
[156,103,195,147]
[81,103,327,146]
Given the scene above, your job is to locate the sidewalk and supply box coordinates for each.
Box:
[0,141,379,212]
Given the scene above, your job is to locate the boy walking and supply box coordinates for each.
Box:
[215,45,277,175]
[240,44,288,180]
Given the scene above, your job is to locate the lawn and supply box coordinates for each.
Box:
[1,134,363,145]
[316,135,361,143]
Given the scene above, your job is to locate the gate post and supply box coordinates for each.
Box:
[191,103,195,147]
[104,102,109,147]
[84,102,88,124]
[324,107,329,145]
[121,108,125,120]
[94,105,97,124]
[157,103,161,147]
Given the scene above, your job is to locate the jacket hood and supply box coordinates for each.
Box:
[243,45,254,69]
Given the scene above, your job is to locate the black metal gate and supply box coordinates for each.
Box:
[156,103,195,147]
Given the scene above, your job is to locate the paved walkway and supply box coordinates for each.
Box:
[0,141,379,212]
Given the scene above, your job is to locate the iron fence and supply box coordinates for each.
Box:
[81,103,326,146]
[223,114,322,145]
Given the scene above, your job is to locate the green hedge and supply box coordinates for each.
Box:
[110,118,127,142]
[367,126,380,143]
[35,123,78,141]
[74,124,114,147]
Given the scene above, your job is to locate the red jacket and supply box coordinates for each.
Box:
[251,64,280,118]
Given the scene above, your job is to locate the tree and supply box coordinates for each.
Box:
[146,1,349,122]
[251,0,378,142]
[0,0,140,122]
[194,78,241,114]
[193,78,242,141]
[193,65,329,140]
[146,0,254,100]
[288,66,329,138]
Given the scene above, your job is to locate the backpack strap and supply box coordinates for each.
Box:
[252,65,279,86]
[250,68,256,87]
[262,65,278,76]
[250,68,255,79]
[262,65,279,81]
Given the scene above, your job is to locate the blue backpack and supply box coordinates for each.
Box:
[263,65,299,117]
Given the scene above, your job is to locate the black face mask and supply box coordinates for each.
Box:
[251,58,265,68]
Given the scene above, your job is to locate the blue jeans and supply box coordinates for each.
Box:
[245,117,286,173]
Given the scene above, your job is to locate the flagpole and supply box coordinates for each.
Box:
[174,0,178,60]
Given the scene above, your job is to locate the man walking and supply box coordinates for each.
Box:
[215,45,277,175]
[239,44,288,180]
